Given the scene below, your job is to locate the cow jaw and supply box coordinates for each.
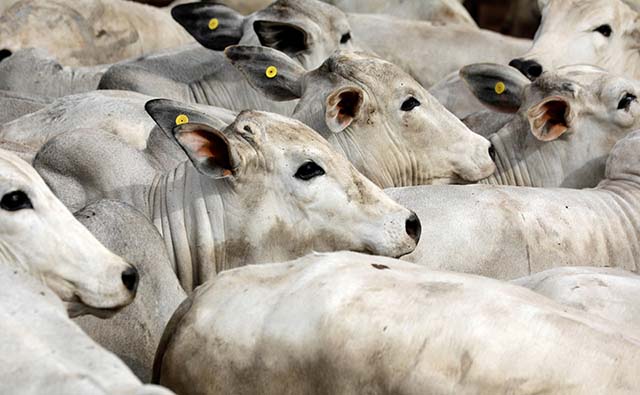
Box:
[0,150,136,317]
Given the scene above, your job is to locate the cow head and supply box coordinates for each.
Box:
[510,0,640,80]
[172,0,354,69]
[462,63,640,187]
[0,150,137,317]
[146,99,421,261]
[225,45,496,188]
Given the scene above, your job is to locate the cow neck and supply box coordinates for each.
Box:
[481,121,538,187]
[320,124,430,188]
[146,161,230,293]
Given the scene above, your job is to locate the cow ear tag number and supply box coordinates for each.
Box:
[175,114,189,125]
[495,81,506,95]
[208,18,219,30]
[265,66,278,79]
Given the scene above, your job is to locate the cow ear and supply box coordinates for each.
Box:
[253,20,309,55]
[460,63,530,114]
[172,3,245,51]
[145,99,238,178]
[325,86,365,134]
[527,96,573,142]
[225,45,306,101]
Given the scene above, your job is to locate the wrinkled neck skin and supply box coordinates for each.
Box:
[145,161,318,293]
[482,117,611,188]
[294,109,431,189]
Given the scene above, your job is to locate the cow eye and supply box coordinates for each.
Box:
[618,93,637,110]
[1,191,33,211]
[401,97,421,112]
[594,24,612,37]
[340,32,351,44]
[294,161,325,181]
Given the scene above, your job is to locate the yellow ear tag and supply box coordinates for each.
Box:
[175,114,189,125]
[208,18,219,30]
[494,81,506,95]
[265,65,278,79]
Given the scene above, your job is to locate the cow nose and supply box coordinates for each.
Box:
[509,58,543,80]
[488,143,496,162]
[0,49,12,63]
[405,212,422,244]
[121,267,139,293]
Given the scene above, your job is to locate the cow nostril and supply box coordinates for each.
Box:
[488,144,496,162]
[0,49,12,63]
[405,212,422,244]
[121,267,139,293]
[528,63,543,78]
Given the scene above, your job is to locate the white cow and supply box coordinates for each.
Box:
[0,149,172,393]
[7,46,495,189]
[154,251,640,395]
[348,13,531,88]
[322,0,476,26]
[34,102,421,292]
[0,148,138,315]
[461,63,640,188]
[514,267,640,333]
[510,0,640,80]
[0,0,193,67]
[226,46,495,187]
[387,129,640,279]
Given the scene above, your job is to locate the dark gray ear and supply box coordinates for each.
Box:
[225,45,306,101]
[145,99,238,178]
[460,63,530,114]
[253,20,309,55]
[171,3,245,51]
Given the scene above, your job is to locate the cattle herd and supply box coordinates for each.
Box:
[2,0,640,394]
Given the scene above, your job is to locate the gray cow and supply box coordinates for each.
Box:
[387,129,640,280]
[35,101,421,292]
[98,0,355,114]
[461,63,640,188]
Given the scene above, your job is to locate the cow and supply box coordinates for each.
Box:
[34,101,422,292]
[322,0,476,27]
[514,267,640,333]
[73,200,187,382]
[153,251,640,395]
[225,46,495,187]
[0,0,193,67]
[0,264,175,395]
[0,148,138,316]
[460,63,640,188]
[510,0,640,80]
[8,47,495,188]
[386,129,640,280]
[0,48,107,98]
[98,0,356,114]
[348,13,531,88]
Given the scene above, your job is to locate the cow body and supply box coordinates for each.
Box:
[387,130,640,279]
[0,0,192,66]
[154,251,640,395]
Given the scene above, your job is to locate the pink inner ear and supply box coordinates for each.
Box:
[531,100,569,141]
[178,129,232,169]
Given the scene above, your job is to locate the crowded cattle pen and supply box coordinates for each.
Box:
[1,0,640,394]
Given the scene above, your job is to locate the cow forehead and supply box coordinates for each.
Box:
[320,52,412,89]
[546,0,633,21]
[233,111,336,152]
[263,0,349,30]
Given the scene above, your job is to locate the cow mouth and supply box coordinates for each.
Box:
[64,294,128,319]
